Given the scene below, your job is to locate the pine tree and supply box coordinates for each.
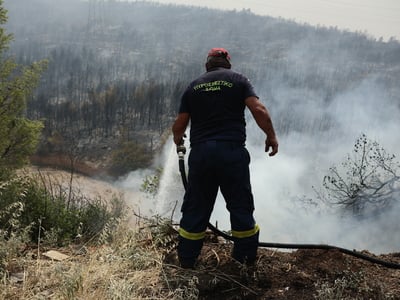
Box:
[0,0,46,180]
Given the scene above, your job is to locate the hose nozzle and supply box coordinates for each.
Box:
[177,144,186,159]
[176,135,186,159]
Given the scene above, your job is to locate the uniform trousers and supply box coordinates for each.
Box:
[178,140,259,267]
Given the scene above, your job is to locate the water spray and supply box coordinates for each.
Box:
[176,139,400,269]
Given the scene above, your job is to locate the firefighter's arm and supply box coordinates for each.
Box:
[172,112,190,145]
[245,96,278,156]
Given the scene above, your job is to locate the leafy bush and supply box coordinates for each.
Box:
[140,167,162,197]
[0,201,31,277]
[0,173,125,246]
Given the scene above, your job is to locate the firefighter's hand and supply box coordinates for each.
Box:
[265,136,278,156]
[175,134,186,154]
[174,133,186,145]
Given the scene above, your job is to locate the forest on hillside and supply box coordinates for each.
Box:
[2,3,400,298]
[3,0,400,175]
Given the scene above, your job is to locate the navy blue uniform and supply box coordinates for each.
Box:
[179,67,256,145]
[177,67,260,267]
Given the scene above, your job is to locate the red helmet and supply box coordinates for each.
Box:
[207,47,231,61]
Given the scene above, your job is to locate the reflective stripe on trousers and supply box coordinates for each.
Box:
[179,228,206,240]
[178,224,259,240]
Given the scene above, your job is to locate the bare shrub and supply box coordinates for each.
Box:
[322,134,400,216]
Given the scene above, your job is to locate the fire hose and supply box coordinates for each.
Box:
[176,145,400,269]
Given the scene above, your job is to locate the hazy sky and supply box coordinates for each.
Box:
[150,0,400,40]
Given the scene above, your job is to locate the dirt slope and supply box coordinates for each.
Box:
[3,229,399,299]
[164,239,400,299]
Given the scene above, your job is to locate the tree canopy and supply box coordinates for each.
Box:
[0,0,46,180]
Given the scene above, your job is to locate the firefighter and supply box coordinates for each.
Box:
[172,47,278,268]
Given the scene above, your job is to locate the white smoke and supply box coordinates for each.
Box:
[233,76,400,254]
[114,168,155,220]
[117,76,400,254]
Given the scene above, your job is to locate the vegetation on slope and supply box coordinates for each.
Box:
[1,211,399,299]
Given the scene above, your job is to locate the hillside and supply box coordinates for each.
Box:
[4,0,400,177]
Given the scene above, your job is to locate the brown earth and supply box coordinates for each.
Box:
[163,235,400,300]
[5,234,399,299]
[30,154,109,177]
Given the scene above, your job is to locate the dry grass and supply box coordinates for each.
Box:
[1,214,399,300]
[1,218,181,300]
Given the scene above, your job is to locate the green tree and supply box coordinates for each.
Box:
[0,0,46,179]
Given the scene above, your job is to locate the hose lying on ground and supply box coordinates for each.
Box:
[178,152,400,269]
